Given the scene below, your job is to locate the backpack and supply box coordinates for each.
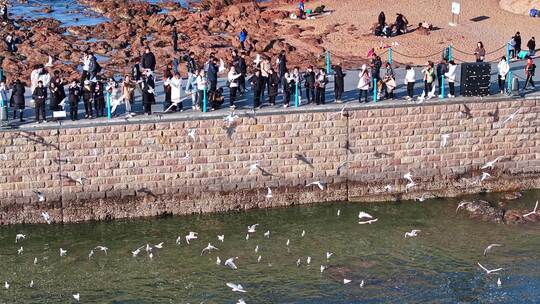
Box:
[530,8,538,17]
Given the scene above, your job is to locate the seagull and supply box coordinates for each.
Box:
[73,293,80,302]
[461,104,472,119]
[360,280,365,288]
[17,246,23,255]
[41,212,51,224]
[187,128,196,141]
[34,191,45,202]
[265,187,273,199]
[456,201,469,213]
[145,244,152,253]
[301,230,306,237]
[501,109,519,125]
[478,263,503,274]
[320,265,326,273]
[88,250,94,259]
[247,224,259,233]
[483,244,502,256]
[264,230,270,238]
[306,181,325,190]
[497,278,502,287]
[201,243,219,255]
[286,239,290,247]
[404,230,421,238]
[336,161,351,176]
[358,211,373,220]
[148,252,154,259]
[225,257,238,270]
[524,201,538,217]
[296,258,301,267]
[175,236,182,245]
[34,257,38,265]
[4,282,9,289]
[132,245,144,257]
[295,153,314,168]
[29,280,34,288]
[217,235,225,242]
[306,256,311,265]
[326,252,333,260]
[227,282,247,293]
[154,242,164,249]
[95,246,108,255]
[480,172,491,182]
[254,245,259,253]
[384,184,392,192]
[180,153,191,161]
[216,256,222,265]
[415,194,429,202]
[185,232,198,244]
[359,218,378,225]
[245,234,250,240]
[343,279,352,284]
[59,248,67,257]
[15,234,26,243]
[237,299,247,304]
[404,172,414,184]
[249,161,260,174]
[440,134,450,147]
[481,157,501,170]
[224,111,239,125]
[337,209,341,216]
[45,55,53,67]
[406,181,416,191]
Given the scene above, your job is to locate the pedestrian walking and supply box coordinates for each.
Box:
[474,42,485,62]
[497,56,510,94]
[404,65,415,101]
[524,57,536,89]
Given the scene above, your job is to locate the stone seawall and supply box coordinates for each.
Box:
[0,98,539,225]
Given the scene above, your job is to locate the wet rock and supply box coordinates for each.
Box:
[503,209,527,224]
[501,192,523,201]
[457,200,504,224]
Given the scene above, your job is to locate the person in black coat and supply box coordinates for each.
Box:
[68,81,81,121]
[49,70,65,112]
[333,62,346,102]
[267,68,279,106]
[238,52,248,94]
[303,66,316,103]
[94,78,105,117]
[82,80,93,118]
[171,27,179,52]
[282,71,292,107]
[277,50,287,81]
[11,79,25,121]
[436,59,448,97]
[514,32,522,55]
[141,69,155,115]
[32,80,47,123]
[141,47,156,72]
[249,69,264,109]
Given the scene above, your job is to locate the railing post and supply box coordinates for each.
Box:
[373,78,377,103]
[326,51,330,74]
[203,88,207,113]
[295,81,299,108]
[507,71,512,93]
[106,92,111,121]
[448,45,453,61]
[388,48,393,64]
[441,75,445,100]
[506,43,510,60]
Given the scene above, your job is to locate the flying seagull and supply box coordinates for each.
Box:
[483,244,502,256]
[247,224,259,233]
[337,209,341,216]
[201,243,219,255]
[524,201,538,217]
[264,230,270,238]
[225,257,238,270]
[343,279,352,285]
[227,282,247,293]
[306,181,326,190]
[358,211,373,220]
[480,172,491,182]
[132,245,145,257]
[218,235,225,242]
[326,252,333,260]
[15,234,26,243]
[336,161,351,176]
[488,106,499,122]
[295,153,314,168]
[95,246,108,255]
[249,162,260,174]
[404,172,414,184]
[481,157,501,170]
[501,108,519,125]
[440,134,450,147]
[34,191,45,202]
[187,128,196,141]
[358,218,378,225]
[216,256,222,265]
[224,111,239,125]
[59,248,67,257]
[73,293,80,302]
[461,104,472,119]
[477,262,503,274]
[404,230,421,238]
[17,246,23,255]
[185,232,198,244]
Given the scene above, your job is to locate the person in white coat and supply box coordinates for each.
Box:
[497,56,510,94]
[0,80,8,108]
[170,73,183,112]
[444,60,457,98]
[357,64,371,103]
[404,65,415,100]
[227,66,242,108]
[195,69,207,111]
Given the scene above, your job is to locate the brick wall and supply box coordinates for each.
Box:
[0,98,539,224]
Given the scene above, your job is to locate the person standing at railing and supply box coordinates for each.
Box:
[141,69,155,115]
[474,42,485,62]
[10,79,25,122]
[250,69,264,109]
[527,37,536,57]
[445,60,457,98]
[436,59,448,98]
[315,68,328,105]
[508,36,516,59]
[420,61,435,100]
[32,80,47,123]
[68,81,81,121]
[404,65,415,101]
[228,66,242,108]
[303,66,315,104]
[195,69,207,111]
[497,56,510,94]
[333,62,345,103]
[524,56,536,90]
[382,62,395,99]
[281,70,292,108]
[357,64,371,103]
[514,32,522,57]
[82,80,93,118]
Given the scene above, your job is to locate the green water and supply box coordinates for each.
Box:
[0,191,539,303]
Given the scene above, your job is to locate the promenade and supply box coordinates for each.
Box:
[1,58,539,131]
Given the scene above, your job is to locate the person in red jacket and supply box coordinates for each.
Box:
[524,57,536,90]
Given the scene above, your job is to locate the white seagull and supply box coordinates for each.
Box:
[185,232,198,244]
[497,278,502,287]
[95,246,109,255]
[34,191,45,202]
[306,181,326,190]
[247,224,259,233]
[41,212,51,224]
[320,265,326,273]
[216,256,222,265]
[237,299,247,304]
[132,245,144,257]
[481,157,501,170]
[307,256,311,265]
[480,172,491,182]
[440,134,450,147]
[73,293,80,302]
[358,211,373,220]
[17,246,23,255]
[224,111,239,124]
[326,252,333,260]
[524,201,538,217]
[337,209,341,216]
[264,230,270,238]
[201,243,219,255]
[404,230,421,238]
[59,248,67,257]
[217,235,225,242]
[483,244,502,256]
[477,263,503,274]
[4,282,9,289]
[227,282,247,293]
[301,230,306,237]
[343,279,352,284]
[265,187,273,199]
[359,218,378,225]
[249,162,260,174]
[501,108,519,125]
[187,128,196,141]
[15,234,26,243]
[225,257,238,270]
[154,242,164,249]
[404,172,414,184]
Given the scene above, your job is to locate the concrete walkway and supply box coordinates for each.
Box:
[1,59,538,131]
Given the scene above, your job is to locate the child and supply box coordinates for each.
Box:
[32,80,47,123]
